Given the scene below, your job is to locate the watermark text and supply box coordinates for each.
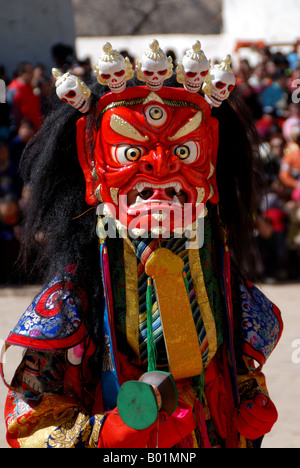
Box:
[291,79,300,104]
[0,79,6,103]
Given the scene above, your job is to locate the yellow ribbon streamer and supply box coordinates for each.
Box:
[123,238,141,360]
[145,248,203,381]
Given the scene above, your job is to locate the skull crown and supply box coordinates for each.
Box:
[52,68,92,113]
[52,40,236,112]
[176,41,210,93]
[94,42,134,93]
[135,39,174,91]
[202,55,236,108]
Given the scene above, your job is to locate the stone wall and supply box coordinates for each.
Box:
[0,0,75,79]
[71,0,222,37]
[1,0,299,80]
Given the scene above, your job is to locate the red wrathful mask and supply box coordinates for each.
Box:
[77,87,219,237]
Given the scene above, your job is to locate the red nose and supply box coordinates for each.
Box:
[138,145,181,178]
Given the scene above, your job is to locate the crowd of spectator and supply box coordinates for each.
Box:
[1,41,300,285]
[0,43,87,284]
[232,45,300,282]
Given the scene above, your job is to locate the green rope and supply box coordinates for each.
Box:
[146,277,157,372]
[183,271,189,296]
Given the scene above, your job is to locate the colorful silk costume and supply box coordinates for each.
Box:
[1,41,283,449]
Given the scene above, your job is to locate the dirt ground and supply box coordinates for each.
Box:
[0,282,299,448]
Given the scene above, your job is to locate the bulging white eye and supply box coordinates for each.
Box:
[173,141,200,164]
[112,145,145,165]
[144,105,168,127]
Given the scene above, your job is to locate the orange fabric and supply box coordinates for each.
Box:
[280,148,300,188]
[282,149,300,171]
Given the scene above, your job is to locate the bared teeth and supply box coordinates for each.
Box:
[129,194,183,208]
[135,182,182,194]
[172,195,181,204]
[110,187,119,205]
[102,203,114,218]
[131,227,147,236]
[208,185,214,200]
[151,211,168,221]
[135,195,144,205]
[208,163,215,178]
[196,187,205,204]
[150,226,167,235]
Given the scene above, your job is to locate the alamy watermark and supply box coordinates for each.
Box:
[96,199,206,250]
[292,339,300,364]
[0,339,5,361]
[0,79,6,103]
[291,79,300,104]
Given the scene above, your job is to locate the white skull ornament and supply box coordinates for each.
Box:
[202,55,236,108]
[94,42,134,93]
[176,41,210,93]
[136,40,173,91]
[52,69,91,113]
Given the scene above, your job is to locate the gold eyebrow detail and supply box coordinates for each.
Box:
[143,92,164,104]
[110,114,149,142]
[168,111,203,141]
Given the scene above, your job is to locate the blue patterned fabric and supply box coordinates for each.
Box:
[6,272,87,351]
[100,244,120,411]
[239,279,283,366]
